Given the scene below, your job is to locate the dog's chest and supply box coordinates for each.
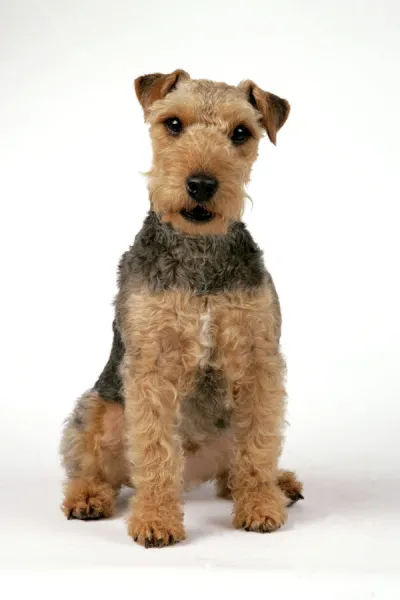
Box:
[199,305,213,366]
[180,300,231,443]
[116,212,275,434]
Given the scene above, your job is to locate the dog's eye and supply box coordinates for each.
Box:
[231,124,251,145]
[165,117,183,135]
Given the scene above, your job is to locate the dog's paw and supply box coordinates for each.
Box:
[235,510,287,533]
[277,470,304,507]
[62,479,115,521]
[286,491,304,507]
[128,513,185,548]
[233,486,288,533]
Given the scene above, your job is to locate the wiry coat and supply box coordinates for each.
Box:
[60,70,303,548]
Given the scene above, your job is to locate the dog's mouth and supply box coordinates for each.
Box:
[180,205,215,223]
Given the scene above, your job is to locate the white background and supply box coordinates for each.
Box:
[1,0,399,597]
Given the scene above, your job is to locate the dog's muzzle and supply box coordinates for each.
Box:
[181,172,218,222]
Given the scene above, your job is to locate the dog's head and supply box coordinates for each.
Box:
[135,70,290,234]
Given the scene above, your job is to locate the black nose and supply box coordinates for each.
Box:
[186,173,218,203]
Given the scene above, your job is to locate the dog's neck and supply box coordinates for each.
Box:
[118,211,268,295]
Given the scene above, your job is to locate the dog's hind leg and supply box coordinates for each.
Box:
[182,430,303,506]
[60,391,128,520]
[216,468,303,506]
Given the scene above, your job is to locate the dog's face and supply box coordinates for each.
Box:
[135,70,290,234]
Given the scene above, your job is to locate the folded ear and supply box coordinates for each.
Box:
[134,69,189,113]
[239,80,290,145]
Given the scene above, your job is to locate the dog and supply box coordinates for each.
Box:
[60,70,303,548]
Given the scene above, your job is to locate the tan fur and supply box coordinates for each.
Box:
[135,70,190,115]
[211,287,288,531]
[277,470,304,503]
[144,78,262,234]
[133,72,289,236]
[61,392,129,518]
[184,431,234,490]
[63,394,301,504]
[119,290,204,546]
[116,285,291,542]
[62,71,300,546]
[62,477,116,520]
[238,80,290,145]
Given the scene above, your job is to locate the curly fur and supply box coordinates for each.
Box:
[60,70,301,548]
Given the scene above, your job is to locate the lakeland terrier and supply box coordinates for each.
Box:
[60,70,303,548]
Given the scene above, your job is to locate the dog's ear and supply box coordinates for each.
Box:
[239,80,290,145]
[134,69,189,113]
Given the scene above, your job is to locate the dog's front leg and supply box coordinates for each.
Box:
[123,352,187,547]
[121,292,199,548]
[230,351,288,533]
[216,290,288,533]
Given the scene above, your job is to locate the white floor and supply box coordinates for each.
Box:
[1,466,399,598]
